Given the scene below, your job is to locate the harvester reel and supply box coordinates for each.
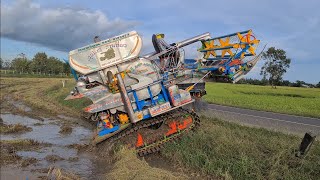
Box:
[235,30,260,58]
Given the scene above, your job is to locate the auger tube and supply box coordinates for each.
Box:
[175,32,210,47]
[144,32,211,58]
[116,73,138,123]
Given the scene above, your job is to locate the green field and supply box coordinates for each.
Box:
[204,83,320,118]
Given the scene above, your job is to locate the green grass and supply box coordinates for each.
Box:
[107,147,187,180]
[0,69,72,78]
[163,116,320,180]
[203,83,320,118]
[45,82,92,112]
[0,77,91,117]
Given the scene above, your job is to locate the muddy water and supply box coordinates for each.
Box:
[0,113,108,179]
[0,97,191,180]
[1,114,91,145]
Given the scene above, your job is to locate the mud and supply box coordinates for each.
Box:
[1,166,45,180]
[59,125,73,134]
[0,97,189,179]
[0,123,32,133]
[21,157,38,167]
[0,107,108,179]
[45,155,65,162]
[1,97,42,120]
[47,167,81,180]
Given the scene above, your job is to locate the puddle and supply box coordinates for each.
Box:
[17,146,80,160]
[1,114,40,125]
[0,112,179,179]
[1,114,91,145]
[0,166,45,180]
[0,113,108,179]
[17,146,95,178]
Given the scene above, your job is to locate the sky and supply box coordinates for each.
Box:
[1,0,319,83]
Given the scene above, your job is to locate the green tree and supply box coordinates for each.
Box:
[30,52,48,74]
[295,80,305,87]
[316,82,320,88]
[11,57,30,73]
[281,80,291,86]
[47,56,64,75]
[63,62,71,75]
[260,47,291,88]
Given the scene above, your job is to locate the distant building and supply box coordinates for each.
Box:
[301,84,310,88]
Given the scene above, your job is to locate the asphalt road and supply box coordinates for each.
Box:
[197,102,320,136]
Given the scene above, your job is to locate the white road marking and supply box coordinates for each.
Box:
[209,108,320,128]
[209,104,320,121]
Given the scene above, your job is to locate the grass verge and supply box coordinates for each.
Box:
[163,116,320,179]
[204,82,320,118]
[0,77,91,117]
[107,147,187,180]
[44,82,92,112]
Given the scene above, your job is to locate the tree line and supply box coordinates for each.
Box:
[0,52,70,75]
[237,78,320,88]
[1,48,318,87]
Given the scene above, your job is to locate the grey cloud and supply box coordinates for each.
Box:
[137,0,320,63]
[1,0,139,51]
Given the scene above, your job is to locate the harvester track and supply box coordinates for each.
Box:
[98,108,200,156]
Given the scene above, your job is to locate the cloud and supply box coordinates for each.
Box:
[1,0,139,51]
[1,0,319,83]
[129,0,320,62]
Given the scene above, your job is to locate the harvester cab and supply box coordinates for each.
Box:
[65,30,260,155]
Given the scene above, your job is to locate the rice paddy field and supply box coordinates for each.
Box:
[204,82,320,118]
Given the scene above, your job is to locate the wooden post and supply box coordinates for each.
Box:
[62,80,66,87]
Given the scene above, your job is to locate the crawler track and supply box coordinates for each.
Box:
[96,108,200,156]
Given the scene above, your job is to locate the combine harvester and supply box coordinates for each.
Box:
[65,30,261,156]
